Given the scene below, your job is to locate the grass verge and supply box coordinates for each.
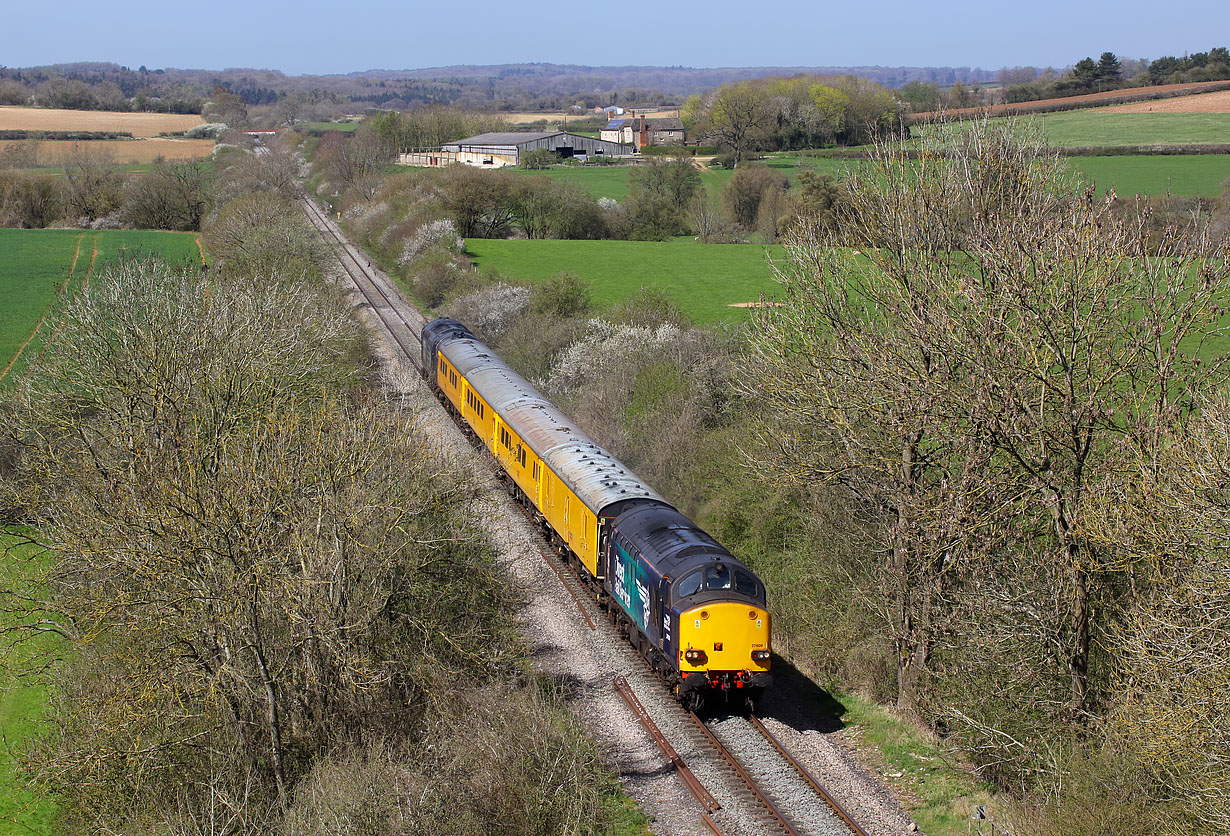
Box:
[0,531,58,836]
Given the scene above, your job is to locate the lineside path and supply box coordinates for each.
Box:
[296,167,917,836]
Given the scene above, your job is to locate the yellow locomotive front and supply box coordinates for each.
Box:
[671,562,772,710]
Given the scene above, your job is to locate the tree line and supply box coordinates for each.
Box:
[1003,46,1230,103]
[682,75,903,163]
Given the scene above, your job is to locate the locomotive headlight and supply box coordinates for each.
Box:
[685,648,707,665]
[751,649,771,663]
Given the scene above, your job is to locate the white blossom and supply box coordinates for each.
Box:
[397,218,464,266]
[543,318,687,394]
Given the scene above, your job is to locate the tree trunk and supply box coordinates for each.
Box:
[1069,559,1090,718]
[894,431,922,713]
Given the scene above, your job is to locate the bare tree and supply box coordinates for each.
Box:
[60,142,123,223]
[122,160,212,230]
[742,117,1230,738]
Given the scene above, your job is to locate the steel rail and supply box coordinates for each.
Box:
[687,712,804,836]
[295,193,425,366]
[613,676,721,815]
[283,151,872,836]
[748,716,872,836]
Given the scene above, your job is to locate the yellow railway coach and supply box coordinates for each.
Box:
[422,319,772,709]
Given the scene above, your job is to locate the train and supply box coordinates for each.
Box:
[421,318,772,710]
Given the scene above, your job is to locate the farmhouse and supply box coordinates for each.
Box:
[399,131,634,168]
[600,116,686,148]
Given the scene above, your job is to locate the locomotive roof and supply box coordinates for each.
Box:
[611,503,749,579]
[438,335,669,516]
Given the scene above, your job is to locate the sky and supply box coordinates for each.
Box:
[7,0,1229,76]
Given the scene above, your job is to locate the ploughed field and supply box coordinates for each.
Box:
[0,106,204,136]
[0,106,211,164]
[1103,88,1230,113]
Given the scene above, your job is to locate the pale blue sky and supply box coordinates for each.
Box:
[8,0,1229,75]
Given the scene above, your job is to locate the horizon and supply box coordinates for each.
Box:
[10,0,1228,78]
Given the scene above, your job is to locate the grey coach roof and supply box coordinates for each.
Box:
[438,336,669,516]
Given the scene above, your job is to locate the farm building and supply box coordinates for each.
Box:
[399,131,634,168]
[600,116,686,148]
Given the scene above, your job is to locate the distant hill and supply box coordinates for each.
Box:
[2,61,997,115]
[350,63,997,94]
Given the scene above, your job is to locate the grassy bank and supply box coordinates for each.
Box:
[0,532,57,836]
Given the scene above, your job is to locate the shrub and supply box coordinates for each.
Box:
[530,272,592,320]
[443,282,531,343]
[397,217,465,266]
[519,148,557,169]
[0,171,63,228]
[721,163,787,229]
[184,122,228,139]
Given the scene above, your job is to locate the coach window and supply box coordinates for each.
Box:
[704,564,732,591]
[676,571,702,599]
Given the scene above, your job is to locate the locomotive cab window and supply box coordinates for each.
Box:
[676,571,702,599]
[734,568,761,600]
[705,564,731,591]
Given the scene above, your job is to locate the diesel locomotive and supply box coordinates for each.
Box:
[422,318,771,710]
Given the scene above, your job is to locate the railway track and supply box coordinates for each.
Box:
[293,164,877,836]
[295,193,426,365]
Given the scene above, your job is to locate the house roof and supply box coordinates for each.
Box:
[604,119,631,130]
[647,117,684,130]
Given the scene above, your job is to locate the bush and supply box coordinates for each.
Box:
[121,160,211,231]
[184,122,228,139]
[397,217,465,266]
[413,251,474,307]
[519,148,557,169]
[442,282,532,343]
[531,272,592,319]
[721,163,787,229]
[0,171,63,228]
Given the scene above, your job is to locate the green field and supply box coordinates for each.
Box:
[304,121,359,133]
[512,156,857,203]
[513,150,1226,204]
[0,532,57,836]
[465,238,786,323]
[511,165,639,201]
[1069,154,1230,197]
[0,228,202,385]
[1036,110,1230,147]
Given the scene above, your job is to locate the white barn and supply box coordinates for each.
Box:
[400,131,634,168]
